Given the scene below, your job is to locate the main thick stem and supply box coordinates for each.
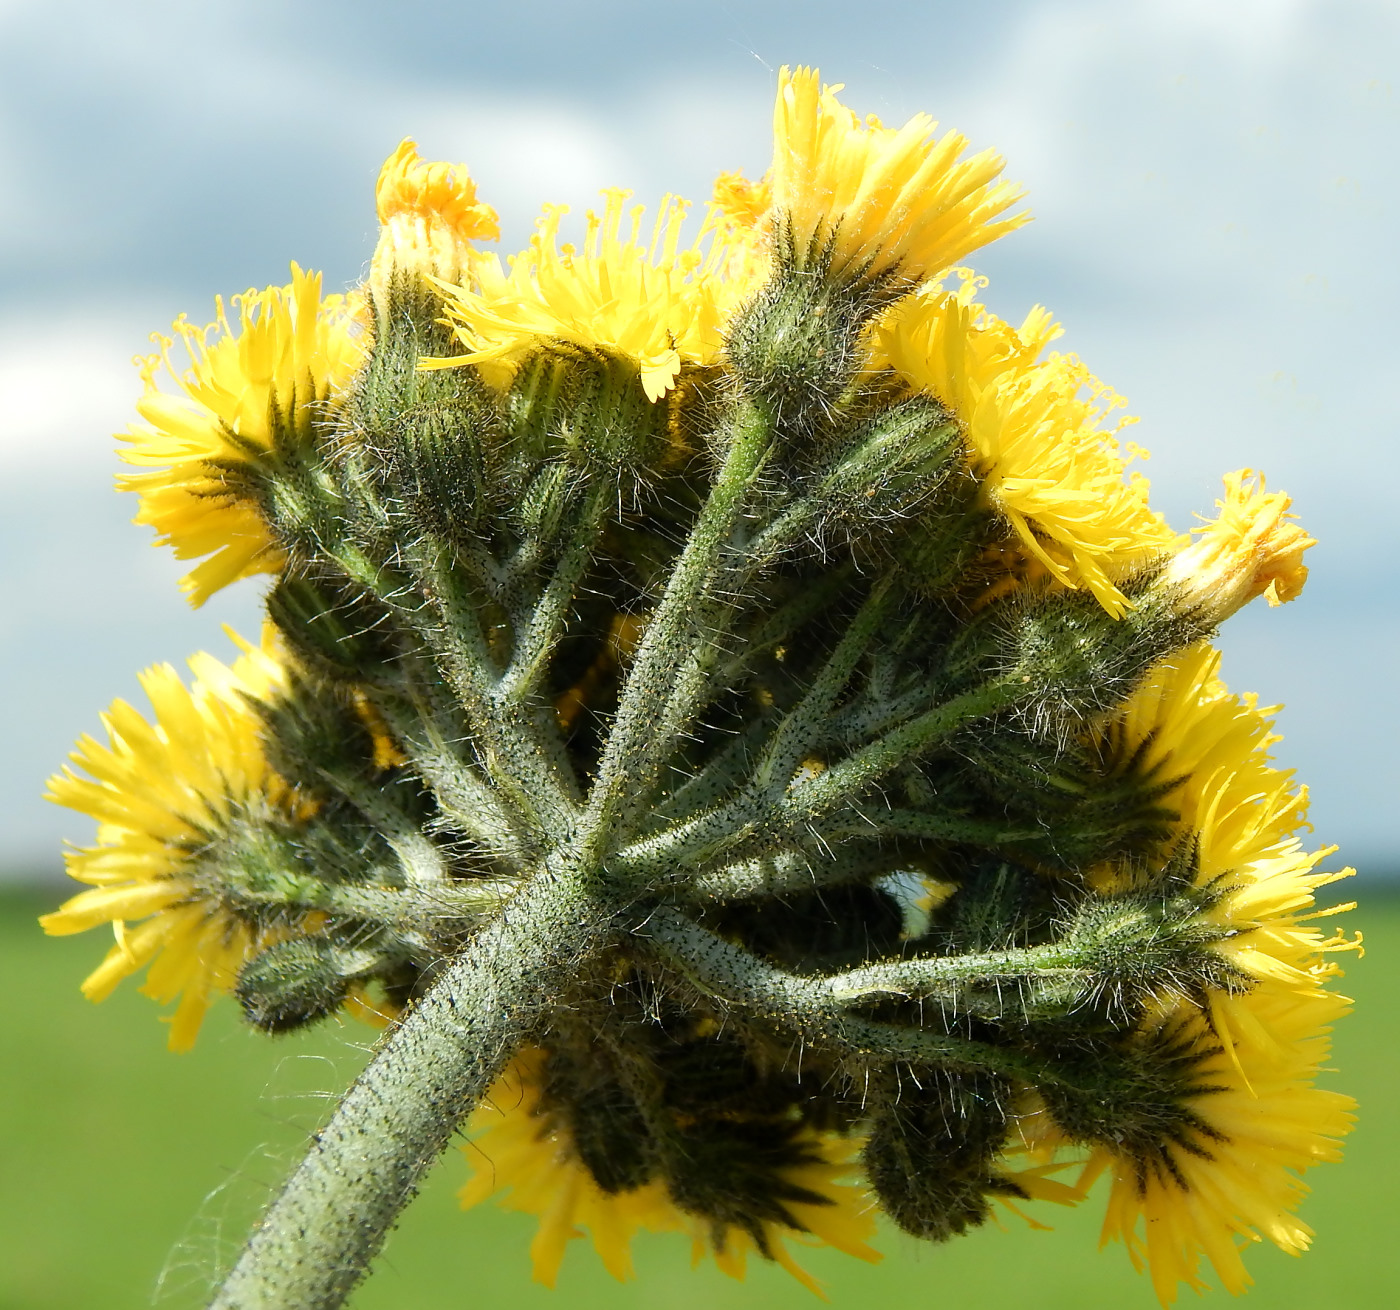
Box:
[208,869,612,1310]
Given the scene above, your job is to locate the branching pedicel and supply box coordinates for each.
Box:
[44,67,1357,1309]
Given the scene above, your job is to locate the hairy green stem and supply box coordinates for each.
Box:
[751,580,893,797]
[208,868,612,1310]
[496,479,613,707]
[408,541,584,827]
[640,906,1049,1082]
[611,678,1017,878]
[683,846,895,901]
[581,401,772,854]
[373,666,532,867]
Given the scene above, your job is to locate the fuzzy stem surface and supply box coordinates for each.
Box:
[207,867,612,1310]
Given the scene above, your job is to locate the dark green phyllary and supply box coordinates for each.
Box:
[44,67,1353,1310]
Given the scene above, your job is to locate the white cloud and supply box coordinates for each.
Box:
[0,315,150,473]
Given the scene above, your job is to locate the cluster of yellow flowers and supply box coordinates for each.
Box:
[45,65,1353,1304]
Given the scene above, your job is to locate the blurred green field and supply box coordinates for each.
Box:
[2,888,1394,1310]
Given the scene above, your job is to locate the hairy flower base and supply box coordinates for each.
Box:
[1091,986,1355,1305]
[460,1050,882,1294]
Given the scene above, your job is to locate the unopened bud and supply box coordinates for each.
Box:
[369,139,499,310]
[1162,469,1314,625]
[236,936,379,1033]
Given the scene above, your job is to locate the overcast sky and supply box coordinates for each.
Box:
[1,0,1395,881]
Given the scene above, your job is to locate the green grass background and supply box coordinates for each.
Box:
[2,888,1393,1310]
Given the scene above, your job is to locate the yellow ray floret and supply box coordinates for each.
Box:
[770,66,1028,284]
[118,265,364,606]
[1090,987,1355,1305]
[370,138,499,304]
[1162,469,1315,626]
[710,168,773,234]
[460,1049,881,1294]
[41,628,308,1050]
[430,190,766,401]
[1101,642,1359,996]
[874,272,1176,615]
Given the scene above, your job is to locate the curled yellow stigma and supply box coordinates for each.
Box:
[709,168,772,233]
[770,66,1028,285]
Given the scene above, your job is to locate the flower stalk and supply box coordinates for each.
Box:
[210,867,612,1310]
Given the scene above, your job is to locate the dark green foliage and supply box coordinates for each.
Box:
[252,669,383,794]
[663,1118,835,1254]
[541,1035,655,1195]
[266,574,399,684]
[539,996,856,1252]
[709,883,906,974]
[1037,1015,1228,1189]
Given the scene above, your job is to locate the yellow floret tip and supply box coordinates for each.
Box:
[375,137,501,238]
[770,66,1029,284]
[709,168,772,233]
[430,190,766,401]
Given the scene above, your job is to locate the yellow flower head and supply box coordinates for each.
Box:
[1163,470,1315,625]
[432,189,764,401]
[1074,639,1358,1303]
[460,1049,881,1293]
[1091,987,1355,1305]
[41,627,308,1050]
[874,273,1176,615]
[119,266,364,606]
[769,66,1028,285]
[370,138,500,305]
[1101,643,1358,996]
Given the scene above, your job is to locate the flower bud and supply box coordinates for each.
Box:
[862,1072,1016,1242]
[369,139,499,311]
[1162,469,1313,625]
[236,936,379,1033]
[265,576,397,683]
